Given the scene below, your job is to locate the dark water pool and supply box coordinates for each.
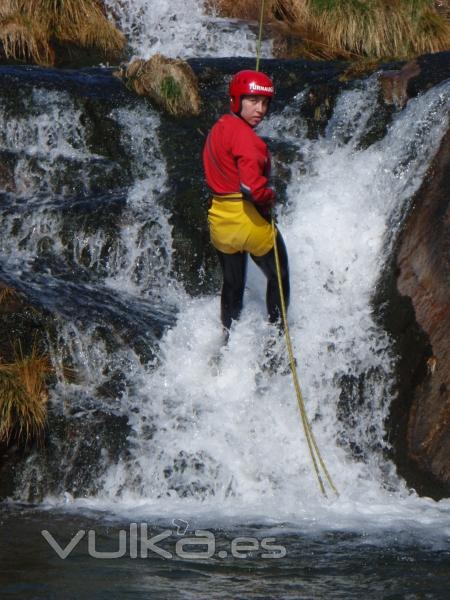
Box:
[1,505,449,599]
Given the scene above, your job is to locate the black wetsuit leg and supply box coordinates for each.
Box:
[216,250,248,330]
[251,230,290,324]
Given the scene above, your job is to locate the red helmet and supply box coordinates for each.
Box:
[229,70,274,114]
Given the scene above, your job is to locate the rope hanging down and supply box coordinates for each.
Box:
[255,0,339,497]
[255,0,266,72]
[270,217,339,498]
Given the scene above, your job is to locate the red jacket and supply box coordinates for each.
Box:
[203,114,275,207]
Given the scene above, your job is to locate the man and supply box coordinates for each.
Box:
[203,69,290,336]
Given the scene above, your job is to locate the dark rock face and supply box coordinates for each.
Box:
[0,283,51,497]
[0,410,131,502]
[394,125,450,496]
[0,283,49,364]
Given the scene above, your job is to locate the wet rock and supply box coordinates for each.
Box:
[395,125,450,496]
[380,60,421,109]
[0,280,151,501]
[301,84,336,138]
[0,441,28,499]
[406,51,450,99]
[0,161,15,193]
[0,282,53,493]
[0,282,49,362]
[0,409,131,502]
[380,124,450,499]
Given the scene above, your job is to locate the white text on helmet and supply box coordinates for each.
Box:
[248,82,274,93]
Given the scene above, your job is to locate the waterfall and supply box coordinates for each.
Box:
[103,0,273,59]
[1,62,450,531]
[0,80,177,463]
[90,77,450,529]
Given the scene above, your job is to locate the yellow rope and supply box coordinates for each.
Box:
[255,0,265,72]
[270,219,339,497]
[254,0,338,497]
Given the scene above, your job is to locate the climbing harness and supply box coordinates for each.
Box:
[256,0,339,498]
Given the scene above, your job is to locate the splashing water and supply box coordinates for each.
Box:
[69,78,450,535]
[0,87,176,415]
[104,0,273,59]
[2,71,450,538]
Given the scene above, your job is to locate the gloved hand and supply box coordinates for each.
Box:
[258,199,275,221]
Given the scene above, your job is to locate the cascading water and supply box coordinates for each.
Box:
[103,0,273,59]
[84,76,450,533]
[0,80,178,484]
[1,1,450,593]
[2,64,450,540]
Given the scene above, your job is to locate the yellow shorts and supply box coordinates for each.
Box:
[208,196,275,256]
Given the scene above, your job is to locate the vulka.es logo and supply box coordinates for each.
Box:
[42,522,287,560]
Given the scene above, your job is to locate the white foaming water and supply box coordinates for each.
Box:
[60,78,450,537]
[102,107,176,298]
[0,91,172,292]
[47,106,177,398]
[104,0,272,59]
[0,89,90,270]
[0,89,93,198]
[0,89,175,405]
[3,73,450,537]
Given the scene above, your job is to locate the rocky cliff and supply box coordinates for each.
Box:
[393,125,450,497]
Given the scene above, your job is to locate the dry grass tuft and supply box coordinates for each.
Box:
[0,0,125,66]
[115,54,202,117]
[0,9,53,65]
[306,0,450,59]
[0,346,52,444]
[209,0,450,60]
[0,285,21,305]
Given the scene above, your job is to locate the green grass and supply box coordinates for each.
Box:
[160,76,183,113]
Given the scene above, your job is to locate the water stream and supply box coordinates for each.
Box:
[0,2,450,596]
